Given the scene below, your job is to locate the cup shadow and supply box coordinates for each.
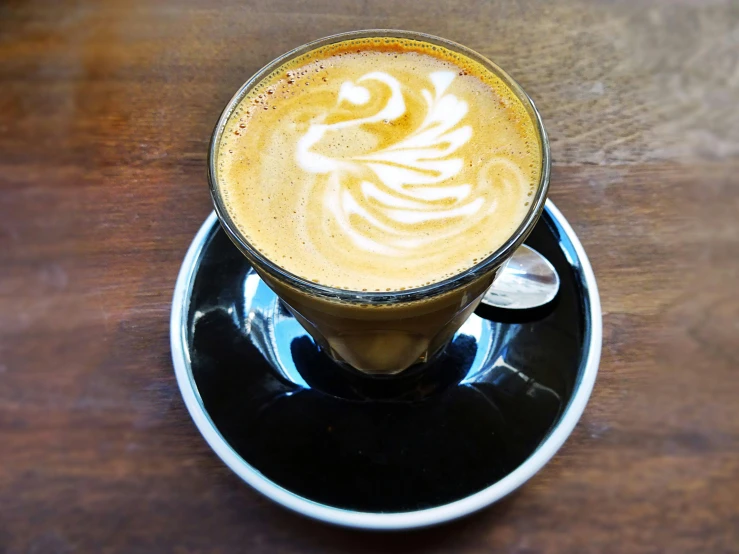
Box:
[189,303,565,514]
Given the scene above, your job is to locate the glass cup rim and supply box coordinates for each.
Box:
[208,29,551,305]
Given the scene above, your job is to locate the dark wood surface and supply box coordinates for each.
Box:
[1,1,738,552]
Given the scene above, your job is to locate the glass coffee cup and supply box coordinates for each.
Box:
[208,30,550,375]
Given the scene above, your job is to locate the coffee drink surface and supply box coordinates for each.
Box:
[217,37,542,292]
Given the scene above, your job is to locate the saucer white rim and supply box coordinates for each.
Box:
[170,199,601,530]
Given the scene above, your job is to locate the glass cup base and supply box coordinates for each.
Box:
[243,265,500,391]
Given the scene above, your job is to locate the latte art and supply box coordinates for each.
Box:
[297,70,490,256]
[217,38,541,291]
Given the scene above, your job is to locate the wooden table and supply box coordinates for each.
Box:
[1,1,737,552]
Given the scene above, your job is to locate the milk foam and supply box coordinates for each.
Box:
[296,69,487,256]
[217,38,541,291]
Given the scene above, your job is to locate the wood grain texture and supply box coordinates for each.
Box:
[1,0,738,552]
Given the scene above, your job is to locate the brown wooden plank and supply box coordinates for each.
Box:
[1,0,737,552]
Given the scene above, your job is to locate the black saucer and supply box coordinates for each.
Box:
[171,201,600,529]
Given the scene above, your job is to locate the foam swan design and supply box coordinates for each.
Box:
[296,70,493,256]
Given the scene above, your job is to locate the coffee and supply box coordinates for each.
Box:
[210,33,548,373]
[216,37,541,292]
